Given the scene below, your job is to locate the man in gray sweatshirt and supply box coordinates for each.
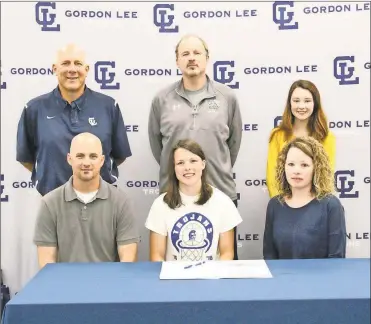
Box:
[148,34,243,259]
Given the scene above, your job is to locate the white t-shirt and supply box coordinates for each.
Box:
[73,189,98,204]
[145,187,243,261]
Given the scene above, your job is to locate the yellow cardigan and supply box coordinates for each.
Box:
[266,129,336,197]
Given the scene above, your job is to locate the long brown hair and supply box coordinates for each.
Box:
[270,80,329,143]
[275,136,334,202]
[163,139,213,209]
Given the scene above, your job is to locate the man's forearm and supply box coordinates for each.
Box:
[37,246,57,269]
[39,258,56,269]
[118,243,138,262]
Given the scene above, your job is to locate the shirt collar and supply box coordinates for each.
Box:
[53,85,89,111]
[175,74,216,99]
[64,176,109,202]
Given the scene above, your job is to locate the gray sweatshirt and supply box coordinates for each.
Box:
[148,75,242,200]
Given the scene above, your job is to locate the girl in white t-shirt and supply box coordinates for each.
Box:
[145,139,242,262]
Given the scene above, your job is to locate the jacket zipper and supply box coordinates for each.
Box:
[175,88,215,130]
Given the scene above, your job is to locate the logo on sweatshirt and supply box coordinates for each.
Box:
[171,212,213,261]
[207,99,220,112]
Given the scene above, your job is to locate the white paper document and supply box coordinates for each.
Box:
[159,260,273,280]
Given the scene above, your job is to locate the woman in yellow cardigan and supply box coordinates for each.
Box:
[266,80,335,197]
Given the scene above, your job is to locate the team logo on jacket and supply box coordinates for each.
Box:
[88,117,97,126]
[207,99,219,112]
[171,212,213,261]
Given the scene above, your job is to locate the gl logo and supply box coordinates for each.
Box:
[272,1,298,30]
[232,173,241,201]
[333,56,360,85]
[153,4,179,33]
[94,61,120,90]
[0,60,6,89]
[213,61,239,89]
[35,2,60,32]
[335,170,359,198]
[1,174,9,202]
[274,116,282,128]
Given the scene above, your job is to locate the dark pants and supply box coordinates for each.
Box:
[233,199,239,260]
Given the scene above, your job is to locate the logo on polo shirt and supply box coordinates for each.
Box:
[35,2,61,31]
[171,212,213,261]
[88,117,97,126]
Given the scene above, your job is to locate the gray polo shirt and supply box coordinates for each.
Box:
[34,177,139,263]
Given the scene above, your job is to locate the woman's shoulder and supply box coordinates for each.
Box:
[209,187,234,204]
[151,192,168,207]
[320,194,342,207]
[268,195,282,208]
[210,186,227,199]
[323,130,336,143]
[269,127,282,136]
[269,127,286,142]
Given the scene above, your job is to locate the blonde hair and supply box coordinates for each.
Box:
[175,34,209,59]
[275,136,334,202]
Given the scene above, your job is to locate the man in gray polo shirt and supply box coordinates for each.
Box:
[34,132,139,268]
[148,34,242,259]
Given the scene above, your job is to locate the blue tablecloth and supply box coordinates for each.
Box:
[2,258,370,324]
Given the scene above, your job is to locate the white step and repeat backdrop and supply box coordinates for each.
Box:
[1,1,370,294]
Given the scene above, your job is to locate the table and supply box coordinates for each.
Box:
[2,259,370,324]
